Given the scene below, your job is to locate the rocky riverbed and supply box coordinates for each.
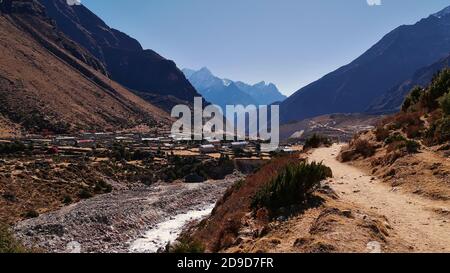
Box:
[13,175,241,253]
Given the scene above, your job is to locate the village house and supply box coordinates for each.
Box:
[54,136,77,146]
[231,141,248,150]
[76,139,96,148]
[199,144,216,154]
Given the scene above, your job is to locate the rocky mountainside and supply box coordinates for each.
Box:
[280,6,450,124]
[368,54,450,114]
[183,67,286,108]
[0,0,170,135]
[39,0,202,111]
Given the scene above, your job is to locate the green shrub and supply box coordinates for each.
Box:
[402,86,423,112]
[62,195,73,205]
[405,140,421,154]
[111,143,131,161]
[169,239,205,253]
[251,161,332,212]
[304,134,331,150]
[94,180,113,193]
[440,91,450,116]
[420,69,450,110]
[23,210,39,219]
[0,224,28,253]
[232,179,246,191]
[424,117,450,145]
[385,134,407,145]
[402,97,412,112]
[77,188,93,199]
[0,141,27,155]
[384,133,420,153]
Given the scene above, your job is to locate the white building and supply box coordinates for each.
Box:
[199,144,216,154]
[231,141,248,150]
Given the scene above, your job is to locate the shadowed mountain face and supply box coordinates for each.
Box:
[280,6,450,124]
[0,0,170,135]
[368,54,450,114]
[39,0,202,111]
[183,67,286,109]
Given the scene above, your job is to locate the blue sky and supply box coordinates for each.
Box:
[82,0,450,95]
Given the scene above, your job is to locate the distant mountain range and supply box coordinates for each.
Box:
[280,5,450,124]
[40,0,201,111]
[183,67,286,109]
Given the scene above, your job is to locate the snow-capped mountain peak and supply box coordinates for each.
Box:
[183,67,286,107]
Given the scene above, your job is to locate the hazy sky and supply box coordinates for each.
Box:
[82,0,450,95]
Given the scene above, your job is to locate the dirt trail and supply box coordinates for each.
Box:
[309,144,450,253]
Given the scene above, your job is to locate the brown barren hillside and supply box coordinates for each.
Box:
[0,2,170,135]
[0,114,21,138]
[280,113,382,141]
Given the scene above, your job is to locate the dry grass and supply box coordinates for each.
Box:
[341,131,450,201]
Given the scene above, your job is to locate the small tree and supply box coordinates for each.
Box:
[304,134,331,150]
[251,161,332,213]
[0,223,29,253]
[403,86,423,112]
[440,92,450,116]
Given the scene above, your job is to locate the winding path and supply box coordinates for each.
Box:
[309,144,450,253]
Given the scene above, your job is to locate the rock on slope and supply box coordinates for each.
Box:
[0,0,170,134]
[40,0,202,111]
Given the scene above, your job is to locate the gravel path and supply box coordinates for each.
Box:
[309,144,450,253]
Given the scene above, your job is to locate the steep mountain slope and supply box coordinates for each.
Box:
[39,0,201,111]
[281,6,450,123]
[0,0,169,134]
[368,54,450,114]
[183,67,286,108]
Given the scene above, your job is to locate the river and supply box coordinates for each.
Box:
[129,204,215,253]
[14,176,241,253]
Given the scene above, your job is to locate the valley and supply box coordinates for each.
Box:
[1,0,450,256]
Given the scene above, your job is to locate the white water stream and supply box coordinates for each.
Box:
[129,204,215,253]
